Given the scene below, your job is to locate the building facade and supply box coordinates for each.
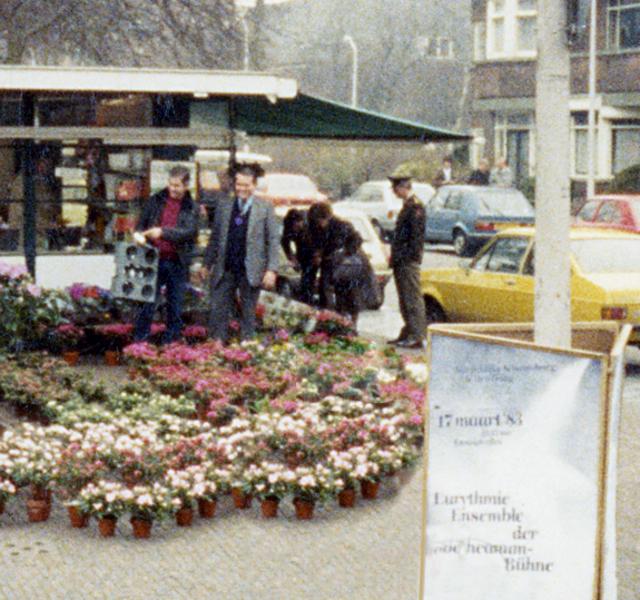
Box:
[470,0,640,200]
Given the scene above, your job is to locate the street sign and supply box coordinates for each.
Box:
[420,323,629,600]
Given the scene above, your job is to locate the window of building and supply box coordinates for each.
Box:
[416,36,455,59]
[612,121,640,173]
[474,22,487,61]
[571,112,599,177]
[608,0,640,49]
[487,0,537,59]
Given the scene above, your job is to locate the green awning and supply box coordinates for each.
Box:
[231,93,470,142]
[190,94,470,142]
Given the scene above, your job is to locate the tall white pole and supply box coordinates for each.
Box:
[343,35,358,107]
[534,0,572,348]
[587,0,598,199]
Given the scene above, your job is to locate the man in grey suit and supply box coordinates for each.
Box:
[201,165,279,342]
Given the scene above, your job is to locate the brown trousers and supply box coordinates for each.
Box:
[393,261,426,341]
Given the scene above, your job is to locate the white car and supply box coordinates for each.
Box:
[337,179,435,239]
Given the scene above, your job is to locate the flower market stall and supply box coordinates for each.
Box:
[0,267,427,537]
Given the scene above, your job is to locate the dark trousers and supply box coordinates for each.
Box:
[299,263,317,305]
[134,258,187,344]
[208,269,261,343]
[393,261,426,342]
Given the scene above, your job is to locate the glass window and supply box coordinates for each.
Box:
[474,21,487,61]
[492,18,505,53]
[620,6,640,47]
[518,0,536,8]
[576,200,600,222]
[493,0,505,14]
[474,189,534,216]
[517,16,537,51]
[445,192,463,211]
[0,94,22,126]
[595,202,623,224]
[485,237,530,273]
[612,126,640,173]
[608,1,640,49]
[574,129,599,176]
[429,189,449,211]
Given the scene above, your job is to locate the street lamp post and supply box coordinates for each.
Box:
[241,14,250,71]
[343,34,358,107]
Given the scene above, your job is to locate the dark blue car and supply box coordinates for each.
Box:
[424,185,535,256]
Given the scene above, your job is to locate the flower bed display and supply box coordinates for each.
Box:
[0,328,426,533]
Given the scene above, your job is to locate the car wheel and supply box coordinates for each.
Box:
[425,298,446,325]
[452,230,469,256]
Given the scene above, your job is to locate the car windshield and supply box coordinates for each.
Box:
[474,190,534,217]
[571,238,640,273]
[260,175,318,197]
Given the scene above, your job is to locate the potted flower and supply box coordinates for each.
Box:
[51,323,85,365]
[182,324,208,345]
[249,461,294,519]
[0,476,17,515]
[287,464,335,520]
[74,480,131,537]
[95,323,134,362]
[123,483,174,539]
[52,445,107,528]
[165,465,218,526]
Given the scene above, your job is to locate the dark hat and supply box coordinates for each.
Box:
[387,165,413,186]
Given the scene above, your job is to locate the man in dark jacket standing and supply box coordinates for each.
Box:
[133,165,198,343]
[388,174,427,349]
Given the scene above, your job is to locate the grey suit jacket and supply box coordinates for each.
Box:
[203,196,280,288]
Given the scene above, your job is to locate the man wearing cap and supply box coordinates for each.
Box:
[201,164,279,342]
[388,173,427,349]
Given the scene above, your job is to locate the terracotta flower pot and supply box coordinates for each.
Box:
[130,517,153,539]
[175,506,194,527]
[67,505,89,528]
[104,350,120,366]
[62,351,80,366]
[231,488,252,509]
[293,498,315,520]
[98,516,117,537]
[30,484,52,503]
[197,498,217,519]
[360,479,380,500]
[26,499,51,523]
[127,368,138,381]
[338,487,356,508]
[260,497,279,519]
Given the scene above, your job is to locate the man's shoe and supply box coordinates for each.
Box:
[387,337,405,346]
[396,338,425,350]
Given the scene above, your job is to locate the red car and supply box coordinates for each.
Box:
[575,194,640,233]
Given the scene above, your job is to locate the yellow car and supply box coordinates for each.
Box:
[421,227,640,343]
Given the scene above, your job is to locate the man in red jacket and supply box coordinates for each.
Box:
[133,165,198,343]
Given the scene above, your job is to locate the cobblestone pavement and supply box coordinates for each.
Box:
[0,348,638,599]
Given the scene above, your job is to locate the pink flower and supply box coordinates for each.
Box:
[26,283,41,297]
[409,414,423,426]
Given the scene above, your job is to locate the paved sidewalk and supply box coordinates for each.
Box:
[1,355,639,599]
